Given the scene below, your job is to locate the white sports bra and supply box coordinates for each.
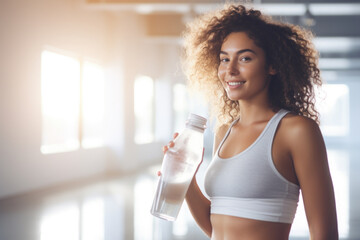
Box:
[204,109,300,224]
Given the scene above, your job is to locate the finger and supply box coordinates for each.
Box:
[162,145,168,153]
[168,141,175,148]
[173,132,179,139]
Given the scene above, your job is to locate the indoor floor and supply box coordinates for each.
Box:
[0,148,359,240]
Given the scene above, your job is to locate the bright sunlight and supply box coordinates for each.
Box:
[41,50,80,154]
[41,50,105,154]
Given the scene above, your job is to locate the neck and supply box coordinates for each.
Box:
[237,101,277,126]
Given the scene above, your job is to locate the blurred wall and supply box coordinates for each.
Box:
[1,0,359,204]
[0,0,112,199]
[0,0,186,199]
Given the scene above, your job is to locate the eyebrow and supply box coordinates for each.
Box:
[220,49,256,55]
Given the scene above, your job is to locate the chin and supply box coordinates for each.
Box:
[226,93,242,101]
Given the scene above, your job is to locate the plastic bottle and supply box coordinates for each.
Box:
[150,113,207,221]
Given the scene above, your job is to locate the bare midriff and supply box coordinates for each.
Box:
[210,214,291,240]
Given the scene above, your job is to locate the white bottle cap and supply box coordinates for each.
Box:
[187,113,207,130]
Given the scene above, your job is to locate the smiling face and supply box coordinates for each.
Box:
[218,32,275,103]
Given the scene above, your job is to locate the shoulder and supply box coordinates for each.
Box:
[279,113,325,159]
[280,112,321,138]
[278,112,324,153]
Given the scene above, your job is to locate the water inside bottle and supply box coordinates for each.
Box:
[151,178,192,221]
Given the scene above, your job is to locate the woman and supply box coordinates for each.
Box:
[163,4,338,240]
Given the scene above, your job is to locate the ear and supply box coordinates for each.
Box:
[268,66,277,75]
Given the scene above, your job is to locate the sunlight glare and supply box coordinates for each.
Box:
[290,149,350,238]
[173,83,189,132]
[81,197,105,240]
[41,50,80,154]
[40,202,80,240]
[317,84,349,136]
[82,61,105,149]
[134,75,154,144]
[328,149,349,238]
[134,176,154,240]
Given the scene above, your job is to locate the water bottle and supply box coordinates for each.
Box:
[150,113,207,221]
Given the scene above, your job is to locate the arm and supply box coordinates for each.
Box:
[185,177,212,237]
[287,117,338,239]
[185,125,230,237]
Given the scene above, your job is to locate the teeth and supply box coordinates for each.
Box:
[228,81,245,86]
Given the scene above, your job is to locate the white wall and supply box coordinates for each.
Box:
[0,0,113,199]
[6,0,360,204]
[0,0,186,199]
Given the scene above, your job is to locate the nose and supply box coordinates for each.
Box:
[227,60,239,76]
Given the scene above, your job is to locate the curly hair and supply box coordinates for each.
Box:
[182,4,321,130]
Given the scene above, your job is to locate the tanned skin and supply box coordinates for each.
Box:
[162,32,338,240]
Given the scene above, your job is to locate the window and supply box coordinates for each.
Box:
[41,50,104,154]
[134,75,154,144]
[40,198,106,240]
[40,202,80,240]
[82,61,105,149]
[133,79,206,144]
[173,83,189,132]
[290,149,349,238]
[317,84,350,136]
[41,50,81,154]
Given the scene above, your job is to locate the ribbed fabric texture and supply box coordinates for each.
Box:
[204,109,300,224]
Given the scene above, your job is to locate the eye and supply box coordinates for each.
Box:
[220,57,229,63]
[240,56,252,62]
